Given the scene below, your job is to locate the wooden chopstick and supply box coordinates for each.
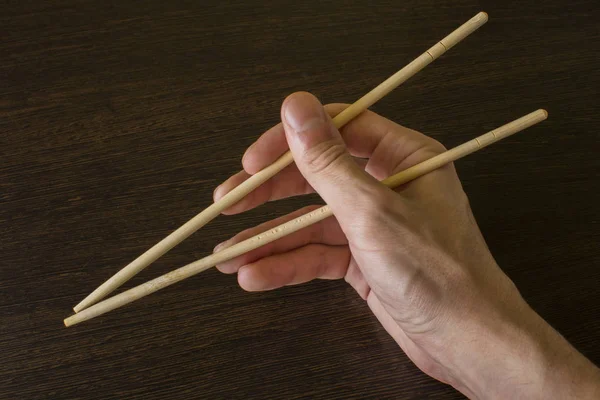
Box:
[73,12,489,313]
[64,109,548,327]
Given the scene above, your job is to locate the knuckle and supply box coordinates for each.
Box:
[303,140,349,175]
[429,138,447,153]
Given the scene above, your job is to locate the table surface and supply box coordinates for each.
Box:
[2,1,599,399]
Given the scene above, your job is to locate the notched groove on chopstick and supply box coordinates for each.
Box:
[64,108,548,327]
[71,12,491,315]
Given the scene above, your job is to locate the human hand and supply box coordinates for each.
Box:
[213,92,600,399]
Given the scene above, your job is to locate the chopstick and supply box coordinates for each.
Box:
[73,12,489,313]
[64,108,548,327]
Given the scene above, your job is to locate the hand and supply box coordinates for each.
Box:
[213,92,600,399]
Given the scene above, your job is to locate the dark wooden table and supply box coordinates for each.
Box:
[2,1,599,398]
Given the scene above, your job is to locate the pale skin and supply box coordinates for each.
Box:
[213,92,600,399]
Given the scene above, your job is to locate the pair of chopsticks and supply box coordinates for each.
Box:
[65,12,548,327]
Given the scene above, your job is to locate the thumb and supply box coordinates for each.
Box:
[281,92,388,224]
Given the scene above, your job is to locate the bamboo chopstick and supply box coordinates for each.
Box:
[64,109,548,327]
[73,12,489,313]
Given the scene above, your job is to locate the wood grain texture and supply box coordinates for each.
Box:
[1,1,599,399]
[63,109,548,328]
[71,11,489,315]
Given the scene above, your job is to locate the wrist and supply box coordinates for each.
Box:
[439,296,600,399]
[447,304,548,399]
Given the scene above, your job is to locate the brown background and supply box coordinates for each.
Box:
[2,1,599,399]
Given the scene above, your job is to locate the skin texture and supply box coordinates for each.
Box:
[213,92,600,399]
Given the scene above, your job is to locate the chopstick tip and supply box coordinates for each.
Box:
[540,109,549,119]
[463,12,487,31]
[73,299,88,313]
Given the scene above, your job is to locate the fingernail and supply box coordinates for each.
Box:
[283,92,326,133]
[241,142,255,167]
[213,185,223,201]
[214,241,229,253]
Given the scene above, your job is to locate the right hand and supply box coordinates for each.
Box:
[214,92,600,399]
